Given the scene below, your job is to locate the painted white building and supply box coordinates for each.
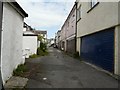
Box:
[76,0,120,76]
[1,2,28,84]
[23,30,38,58]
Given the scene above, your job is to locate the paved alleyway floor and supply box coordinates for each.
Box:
[25,47,119,88]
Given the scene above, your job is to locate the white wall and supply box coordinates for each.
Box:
[115,25,120,75]
[77,2,119,37]
[118,26,120,76]
[1,3,24,84]
[76,2,120,75]
[76,37,81,55]
[23,36,37,58]
[37,41,40,48]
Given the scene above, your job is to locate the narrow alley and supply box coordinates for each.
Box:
[24,47,118,88]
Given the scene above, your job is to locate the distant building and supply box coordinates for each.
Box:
[23,22,34,31]
[55,30,61,49]
[61,4,76,54]
[32,30,47,43]
[22,23,47,58]
[23,23,38,58]
[47,38,55,47]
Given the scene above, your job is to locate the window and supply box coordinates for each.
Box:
[91,0,98,7]
[77,5,81,21]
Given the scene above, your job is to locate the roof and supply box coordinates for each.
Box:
[23,34,38,36]
[32,30,47,35]
[7,1,28,17]
[61,3,76,30]
[23,31,38,36]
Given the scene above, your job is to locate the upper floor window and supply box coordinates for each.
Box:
[91,0,98,7]
[77,5,81,21]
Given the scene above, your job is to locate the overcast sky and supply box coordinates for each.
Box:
[17,0,76,39]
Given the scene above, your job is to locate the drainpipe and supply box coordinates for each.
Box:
[75,1,77,53]
[0,1,4,89]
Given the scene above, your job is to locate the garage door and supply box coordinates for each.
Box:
[81,28,114,73]
[66,38,75,54]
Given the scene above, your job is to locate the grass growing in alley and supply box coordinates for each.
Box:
[29,42,49,59]
[73,51,80,59]
[13,64,27,76]
[29,54,38,58]
[29,49,49,59]
[37,47,49,56]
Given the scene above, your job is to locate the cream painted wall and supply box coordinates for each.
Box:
[118,26,120,76]
[77,2,120,75]
[115,26,119,75]
[1,3,24,84]
[77,2,119,37]
[114,25,120,76]
[115,25,120,76]
[76,38,81,55]
[118,2,120,75]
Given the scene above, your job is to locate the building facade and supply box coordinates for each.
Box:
[23,25,38,59]
[54,30,61,49]
[66,4,76,54]
[32,30,47,43]
[61,4,76,53]
[1,2,28,84]
[57,30,61,49]
[76,0,120,75]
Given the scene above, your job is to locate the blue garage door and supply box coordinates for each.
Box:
[81,28,114,73]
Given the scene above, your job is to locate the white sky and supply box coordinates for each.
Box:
[16,0,76,39]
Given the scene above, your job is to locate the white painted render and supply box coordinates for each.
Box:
[1,3,24,84]
[77,2,119,37]
[115,25,120,75]
[76,37,81,55]
[23,31,34,35]
[37,41,40,48]
[118,26,120,76]
[115,26,118,75]
[23,36,38,58]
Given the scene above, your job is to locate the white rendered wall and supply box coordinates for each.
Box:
[23,36,37,58]
[1,3,24,84]
[77,2,119,37]
[118,26,120,76]
[115,26,120,76]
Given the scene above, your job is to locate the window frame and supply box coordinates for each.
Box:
[91,0,98,8]
[87,0,99,13]
[77,5,81,21]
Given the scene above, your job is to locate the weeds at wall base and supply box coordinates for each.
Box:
[13,64,27,77]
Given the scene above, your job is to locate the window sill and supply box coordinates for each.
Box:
[87,2,99,13]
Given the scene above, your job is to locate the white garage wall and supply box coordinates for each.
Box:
[118,26,120,76]
[1,3,24,84]
[76,37,80,55]
[23,36,37,58]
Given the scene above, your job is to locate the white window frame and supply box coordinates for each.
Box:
[91,0,98,7]
[77,5,81,21]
